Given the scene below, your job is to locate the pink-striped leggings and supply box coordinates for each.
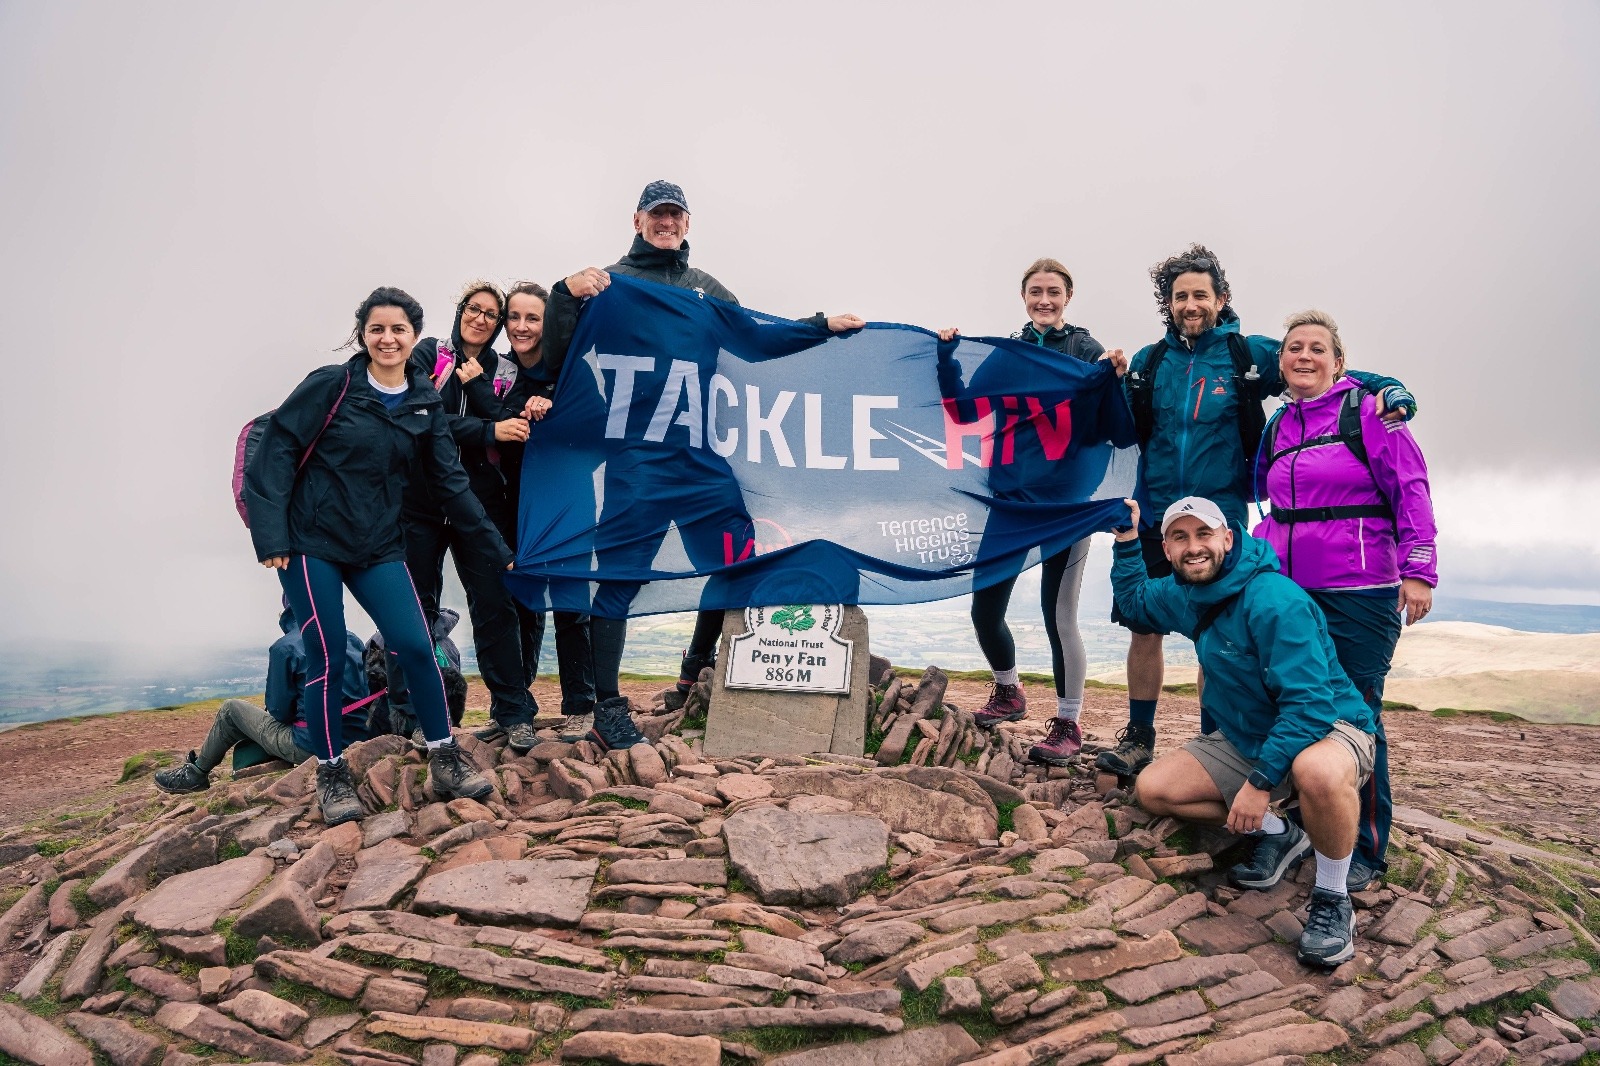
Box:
[278,555,449,760]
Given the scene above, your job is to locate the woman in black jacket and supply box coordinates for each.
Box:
[493,282,597,740]
[396,280,542,753]
[937,258,1124,768]
[243,287,505,826]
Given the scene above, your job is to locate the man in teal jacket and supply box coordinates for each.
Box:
[1097,244,1415,780]
[1112,495,1377,968]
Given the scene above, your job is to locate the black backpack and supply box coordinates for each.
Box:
[1128,333,1266,483]
[1256,387,1393,525]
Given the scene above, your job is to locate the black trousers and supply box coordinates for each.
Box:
[402,514,535,726]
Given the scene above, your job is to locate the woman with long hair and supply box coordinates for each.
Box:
[244,287,506,825]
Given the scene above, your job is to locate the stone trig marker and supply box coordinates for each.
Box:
[702,603,870,757]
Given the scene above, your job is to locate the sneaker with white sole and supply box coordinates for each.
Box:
[1229,822,1312,890]
[1298,887,1356,967]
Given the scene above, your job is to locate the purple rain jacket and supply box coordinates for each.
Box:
[1255,377,1438,591]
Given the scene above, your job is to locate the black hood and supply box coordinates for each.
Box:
[618,234,691,274]
[448,296,505,359]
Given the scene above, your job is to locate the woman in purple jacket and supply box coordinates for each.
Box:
[1255,309,1437,891]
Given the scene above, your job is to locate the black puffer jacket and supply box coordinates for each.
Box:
[542,236,826,375]
[244,353,511,569]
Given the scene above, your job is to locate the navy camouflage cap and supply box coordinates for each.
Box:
[637,180,689,213]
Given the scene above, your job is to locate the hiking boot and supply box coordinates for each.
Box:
[1346,859,1382,893]
[1094,724,1156,777]
[316,760,364,826]
[588,696,646,752]
[409,726,428,751]
[427,738,494,801]
[1298,887,1357,967]
[505,722,537,754]
[1230,822,1311,890]
[558,712,595,743]
[663,652,715,711]
[153,751,211,795]
[1028,718,1083,766]
[973,683,1027,729]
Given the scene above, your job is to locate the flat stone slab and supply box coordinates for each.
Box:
[1550,978,1600,1021]
[131,854,274,936]
[768,1023,980,1065]
[606,858,727,886]
[338,840,430,912]
[413,859,598,926]
[723,806,888,906]
[1176,914,1274,955]
[0,1002,93,1066]
[767,767,997,842]
[1104,953,1259,1004]
[153,1002,308,1062]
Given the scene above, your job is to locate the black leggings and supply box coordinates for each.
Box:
[969,537,1090,699]
[592,609,723,702]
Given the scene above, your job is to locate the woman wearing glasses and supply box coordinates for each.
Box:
[392,280,543,752]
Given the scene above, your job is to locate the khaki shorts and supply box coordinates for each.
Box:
[1183,720,1375,808]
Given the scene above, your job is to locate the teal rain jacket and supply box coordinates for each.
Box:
[1111,529,1376,789]
[1126,306,1409,531]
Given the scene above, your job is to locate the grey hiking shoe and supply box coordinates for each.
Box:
[1347,859,1381,893]
[427,738,494,801]
[588,696,646,752]
[505,722,537,754]
[1094,724,1156,777]
[1298,887,1356,967]
[316,760,364,826]
[1229,822,1312,890]
[409,726,427,751]
[153,751,211,795]
[558,712,594,743]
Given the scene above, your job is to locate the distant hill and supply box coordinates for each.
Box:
[1429,596,1600,634]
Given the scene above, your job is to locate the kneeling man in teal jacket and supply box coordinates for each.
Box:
[1111,495,1377,968]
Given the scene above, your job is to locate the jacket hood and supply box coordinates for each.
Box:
[1178,527,1280,606]
[1017,322,1089,344]
[448,297,505,360]
[619,234,691,274]
[1164,303,1242,349]
[431,606,460,643]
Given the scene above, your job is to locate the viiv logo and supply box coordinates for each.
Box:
[723,517,796,565]
[878,396,1073,468]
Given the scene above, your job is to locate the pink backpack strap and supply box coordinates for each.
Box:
[296,368,350,472]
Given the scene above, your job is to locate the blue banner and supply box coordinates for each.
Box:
[509,274,1139,618]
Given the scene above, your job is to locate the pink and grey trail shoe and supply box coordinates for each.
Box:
[973,683,1027,729]
[1028,717,1083,766]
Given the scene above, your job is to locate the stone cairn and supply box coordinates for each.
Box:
[0,661,1598,1066]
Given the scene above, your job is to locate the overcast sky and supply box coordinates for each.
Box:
[1,1,1596,653]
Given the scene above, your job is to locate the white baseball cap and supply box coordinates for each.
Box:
[1161,496,1227,535]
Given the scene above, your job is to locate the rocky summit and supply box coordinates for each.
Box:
[0,664,1598,1066]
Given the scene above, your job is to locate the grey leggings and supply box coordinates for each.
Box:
[969,536,1091,699]
[195,699,312,773]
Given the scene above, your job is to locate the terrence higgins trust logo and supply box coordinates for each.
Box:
[769,605,816,635]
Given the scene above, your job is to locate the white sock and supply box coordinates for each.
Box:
[1056,698,1082,722]
[1315,850,1352,895]
[1260,811,1287,835]
[425,737,454,750]
[317,756,343,766]
[993,668,1020,687]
